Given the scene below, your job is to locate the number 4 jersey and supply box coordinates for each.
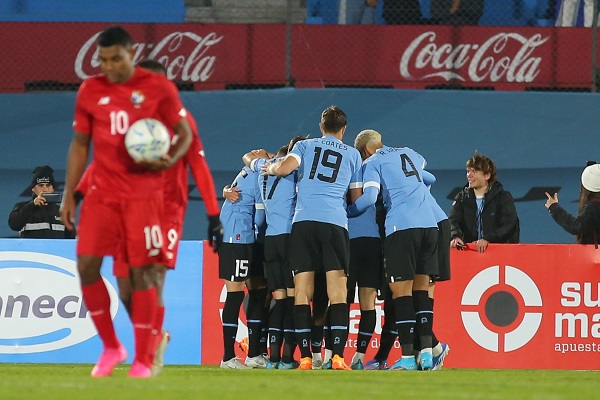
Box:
[363,145,438,235]
[288,136,363,229]
[73,67,186,199]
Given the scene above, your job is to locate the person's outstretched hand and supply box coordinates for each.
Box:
[545,192,558,209]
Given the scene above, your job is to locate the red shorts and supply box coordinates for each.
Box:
[77,194,165,268]
[112,204,185,277]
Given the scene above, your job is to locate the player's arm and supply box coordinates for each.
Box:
[61,131,90,230]
[347,184,379,217]
[242,149,270,167]
[422,170,436,186]
[262,154,299,177]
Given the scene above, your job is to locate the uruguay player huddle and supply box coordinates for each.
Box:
[218,106,450,371]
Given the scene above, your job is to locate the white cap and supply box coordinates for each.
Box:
[581,164,600,192]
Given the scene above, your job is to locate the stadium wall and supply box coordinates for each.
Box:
[1,89,598,244]
[1,239,598,369]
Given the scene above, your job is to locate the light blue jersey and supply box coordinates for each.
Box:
[348,163,379,239]
[220,166,264,244]
[358,145,438,235]
[251,157,297,236]
[288,136,363,229]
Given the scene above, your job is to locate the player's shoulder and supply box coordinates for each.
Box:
[78,74,107,92]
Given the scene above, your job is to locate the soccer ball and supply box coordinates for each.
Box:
[124,118,171,162]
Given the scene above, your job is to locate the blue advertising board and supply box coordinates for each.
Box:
[0,239,204,364]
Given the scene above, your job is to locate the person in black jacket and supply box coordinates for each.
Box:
[8,165,75,239]
[449,154,519,253]
[545,164,600,245]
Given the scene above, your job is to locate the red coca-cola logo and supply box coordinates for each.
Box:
[400,32,549,83]
[74,31,223,82]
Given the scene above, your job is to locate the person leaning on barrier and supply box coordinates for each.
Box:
[8,165,75,239]
[545,164,600,245]
[449,153,519,253]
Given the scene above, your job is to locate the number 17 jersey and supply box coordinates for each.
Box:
[288,136,362,229]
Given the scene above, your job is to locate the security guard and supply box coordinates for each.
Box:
[8,165,75,238]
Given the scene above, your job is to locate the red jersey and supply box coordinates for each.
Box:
[73,67,186,199]
[163,113,220,216]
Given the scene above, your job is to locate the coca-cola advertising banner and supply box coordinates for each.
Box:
[0,22,595,92]
[435,244,600,370]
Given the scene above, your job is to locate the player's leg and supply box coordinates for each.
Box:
[245,275,268,368]
[430,218,451,370]
[350,237,382,370]
[218,242,252,369]
[412,227,439,371]
[385,230,418,371]
[311,271,328,368]
[322,223,351,370]
[76,197,126,377]
[264,235,287,368]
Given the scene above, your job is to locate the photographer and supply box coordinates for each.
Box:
[8,165,75,238]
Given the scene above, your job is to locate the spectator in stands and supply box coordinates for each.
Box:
[383,0,423,24]
[545,163,600,244]
[449,154,520,253]
[8,165,75,239]
[430,0,484,25]
[338,0,378,24]
[556,0,598,27]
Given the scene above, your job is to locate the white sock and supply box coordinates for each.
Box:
[351,352,365,365]
[432,342,443,357]
[323,349,333,363]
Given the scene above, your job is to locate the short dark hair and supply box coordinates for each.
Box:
[137,59,167,75]
[320,106,347,134]
[288,135,308,152]
[466,153,497,186]
[97,26,132,48]
[276,144,289,157]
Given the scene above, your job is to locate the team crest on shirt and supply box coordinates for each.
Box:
[131,91,145,107]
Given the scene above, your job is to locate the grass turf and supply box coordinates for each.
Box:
[1,364,598,400]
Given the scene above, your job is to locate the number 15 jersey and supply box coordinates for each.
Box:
[288,136,362,229]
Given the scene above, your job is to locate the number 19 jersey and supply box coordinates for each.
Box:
[288,136,362,229]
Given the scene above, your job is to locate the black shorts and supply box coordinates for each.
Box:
[384,228,438,282]
[432,219,451,282]
[264,234,294,291]
[251,242,266,278]
[289,221,350,275]
[218,242,263,282]
[348,237,383,293]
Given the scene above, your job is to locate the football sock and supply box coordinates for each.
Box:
[311,324,324,355]
[430,298,440,347]
[414,290,433,350]
[294,304,312,358]
[282,296,296,363]
[247,288,268,357]
[393,296,415,357]
[222,291,244,361]
[375,298,397,361]
[329,302,349,358]
[153,305,165,352]
[268,299,286,362]
[357,309,376,354]
[131,287,158,367]
[81,279,119,349]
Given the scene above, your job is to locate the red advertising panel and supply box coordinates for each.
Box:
[0,23,595,92]
[436,244,600,370]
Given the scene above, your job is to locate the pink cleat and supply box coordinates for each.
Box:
[128,361,152,378]
[91,345,127,377]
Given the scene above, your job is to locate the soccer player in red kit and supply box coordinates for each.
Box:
[60,26,193,378]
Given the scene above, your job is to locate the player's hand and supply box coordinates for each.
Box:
[139,154,175,170]
[545,192,558,209]
[476,239,489,253]
[223,186,241,203]
[60,194,76,231]
[251,149,271,159]
[207,215,223,253]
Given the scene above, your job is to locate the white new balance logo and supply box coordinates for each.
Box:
[97,96,110,105]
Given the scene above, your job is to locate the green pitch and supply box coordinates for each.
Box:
[1,364,598,400]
